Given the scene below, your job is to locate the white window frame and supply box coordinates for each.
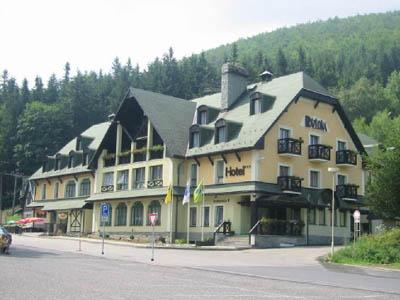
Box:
[189,206,197,227]
[190,163,199,186]
[336,139,348,151]
[309,168,321,189]
[278,126,293,139]
[214,159,225,184]
[336,173,348,185]
[277,163,292,177]
[309,132,321,145]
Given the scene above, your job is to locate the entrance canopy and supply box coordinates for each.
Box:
[41,198,91,211]
[256,194,308,208]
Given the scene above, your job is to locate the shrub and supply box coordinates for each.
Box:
[331,227,400,265]
[175,239,187,244]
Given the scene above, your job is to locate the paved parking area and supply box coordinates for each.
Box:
[0,235,399,299]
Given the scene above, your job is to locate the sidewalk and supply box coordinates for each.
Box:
[20,232,251,251]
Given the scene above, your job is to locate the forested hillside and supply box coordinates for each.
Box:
[1,10,400,179]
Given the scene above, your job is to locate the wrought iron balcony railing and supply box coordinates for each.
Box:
[277,138,302,155]
[147,179,163,188]
[308,144,331,161]
[101,185,114,192]
[336,150,357,166]
[336,184,358,199]
[277,176,302,193]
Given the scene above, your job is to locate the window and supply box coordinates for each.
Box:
[115,203,127,226]
[41,184,46,200]
[76,138,82,151]
[339,211,346,227]
[310,170,320,188]
[65,181,76,198]
[102,172,114,186]
[215,125,226,144]
[148,200,161,225]
[215,160,224,184]
[337,174,347,185]
[82,153,89,166]
[131,202,144,226]
[279,128,290,139]
[150,165,163,180]
[199,110,207,125]
[318,208,326,225]
[117,170,129,190]
[250,98,262,115]
[308,208,316,225]
[279,165,290,177]
[133,168,145,189]
[337,140,347,151]
[190,207,197,227]
[204,206,210,227]
[79,179,91,196]
[190,131,200,148]
[100,204,112,227]
[289,208,301,221]
[190,163,198,187]
[310,134,320,145]
[55,158,61,170]
[54,182,59,199]
[68,154,74,168]
[215,206,224,226]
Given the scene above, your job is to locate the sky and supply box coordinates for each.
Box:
[0,0,399,86]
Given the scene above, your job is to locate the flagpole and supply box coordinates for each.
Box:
[187,190,190,246]
[170,184,173,244]
[201,183,205,242]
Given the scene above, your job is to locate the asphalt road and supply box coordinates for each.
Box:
[1,236,399,299]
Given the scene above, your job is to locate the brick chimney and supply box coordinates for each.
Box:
[221,63,249,111]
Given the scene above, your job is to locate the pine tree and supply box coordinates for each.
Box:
[276,48,288,75]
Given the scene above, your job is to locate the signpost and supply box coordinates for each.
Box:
[353,210,361,245]
[149,213,158,262]
[101,203,110,255]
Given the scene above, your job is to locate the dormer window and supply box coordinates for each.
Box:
[190,127,200,148]
[250,92,275,115]
[82,152,89,166]
[76,138,82,151]
[199,110,207,125]
[55,156,61,170]
[68,153,74,168]
[215,120,227,144]
[251,98,262,114]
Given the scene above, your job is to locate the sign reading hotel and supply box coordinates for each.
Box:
[225,165,250,177]
[304,115,328,132]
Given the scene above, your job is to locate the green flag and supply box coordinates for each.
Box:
[193,181,204,204]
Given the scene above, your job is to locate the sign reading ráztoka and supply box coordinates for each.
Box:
[304,115,328,132]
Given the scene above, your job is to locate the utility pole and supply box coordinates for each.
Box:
[12,173,18,215]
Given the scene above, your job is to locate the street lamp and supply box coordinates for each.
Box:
[328,167,338,256]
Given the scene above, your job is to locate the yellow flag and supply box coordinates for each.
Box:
[164,184,173,204]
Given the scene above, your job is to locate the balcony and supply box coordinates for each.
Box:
[133,152,146,163]
[103,156,116,167]
[336,184,358,200]
[277,138,302,156]
[336,150,357,166]
[118,153,131,165]
[147,179,163,188]
[101,185,114,192]
[277,176,302,194]
[308,144,331,161]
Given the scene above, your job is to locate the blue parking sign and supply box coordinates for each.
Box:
[101,203,109,220]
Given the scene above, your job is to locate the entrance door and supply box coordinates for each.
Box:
[70,209,82,233]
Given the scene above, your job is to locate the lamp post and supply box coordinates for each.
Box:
[328,167,338,257]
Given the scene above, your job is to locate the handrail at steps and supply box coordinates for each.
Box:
[248,220,261,245]
[213,221,232,245]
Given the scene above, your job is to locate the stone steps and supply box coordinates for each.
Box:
[216,235,250,247]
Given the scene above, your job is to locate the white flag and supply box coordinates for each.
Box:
[182,181,190,205]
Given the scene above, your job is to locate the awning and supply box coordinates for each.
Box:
[256,194,309,208]
[86,187,170,202]
[41,198,90,211]
[26,202,45,208]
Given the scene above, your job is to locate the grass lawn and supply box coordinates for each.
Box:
[329,228,400,269]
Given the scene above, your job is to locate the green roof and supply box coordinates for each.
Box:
[40,198,89,211]
[187,72,334,156]
[30,122,110,180]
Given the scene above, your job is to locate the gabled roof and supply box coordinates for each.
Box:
[126,88,197,157]
[30,122,110,180]
[186,72,365,156]
[90,88,197,164]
